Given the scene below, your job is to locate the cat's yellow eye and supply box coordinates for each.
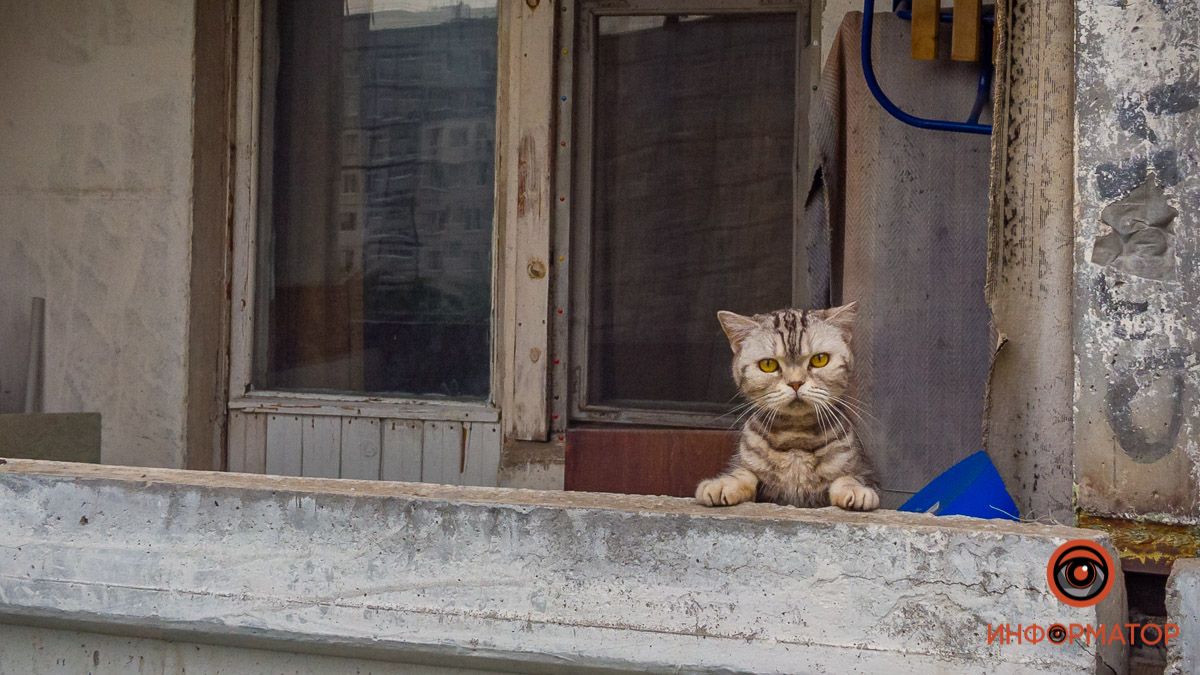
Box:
[757,358,779,373]
[809,353,830,368]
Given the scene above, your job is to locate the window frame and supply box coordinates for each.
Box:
[564,0,818,430]
[227,0,513,423]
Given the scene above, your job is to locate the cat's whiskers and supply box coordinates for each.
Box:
[825,391,877,419]
[764,405,781,435]
[825,394,879,430]
[811,399,832,441]
[829,405,854,439]
[817,398,849,439]
[807,389,851,439]
[819,400,840,439]
[827,392,880,423]
[728,404,759,431]
[726,392,775,430]
[722,397,760,420]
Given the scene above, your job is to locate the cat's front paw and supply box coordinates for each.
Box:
[695,475,755,507]
[829,478,879,511]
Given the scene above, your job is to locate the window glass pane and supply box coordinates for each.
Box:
[258,0,497,399]
[588,14,796,414]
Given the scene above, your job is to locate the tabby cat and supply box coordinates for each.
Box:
[695,304,880,511]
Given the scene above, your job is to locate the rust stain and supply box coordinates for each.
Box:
[525,0,540,8]
[1078,512,1200,571]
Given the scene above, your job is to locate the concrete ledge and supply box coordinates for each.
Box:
[0,460,1126,673]
[1167,558,1200,674]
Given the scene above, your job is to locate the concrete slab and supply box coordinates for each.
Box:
[1167,558,1200,674]
[0,624,490,675]
[0,460,1127,673]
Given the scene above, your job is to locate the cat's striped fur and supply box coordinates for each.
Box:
[696,305,879,510]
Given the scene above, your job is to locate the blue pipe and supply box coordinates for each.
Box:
[860,0,993,135]
[966,66,992,124]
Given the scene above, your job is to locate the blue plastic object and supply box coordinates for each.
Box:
[861,0,994,135]
[898,450,1020,520]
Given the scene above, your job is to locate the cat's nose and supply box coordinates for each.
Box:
[788,381,803,391]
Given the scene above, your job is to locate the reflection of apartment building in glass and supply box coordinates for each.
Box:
[337,4,496,396]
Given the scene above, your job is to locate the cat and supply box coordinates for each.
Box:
[695,304,880,511]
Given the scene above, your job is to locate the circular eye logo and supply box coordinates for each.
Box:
[1047,540,1114,607]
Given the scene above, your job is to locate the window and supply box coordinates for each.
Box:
[342,132,360,159]
[255,0,498,399]
[571,7,811,426]
[371,131,389,160]
[367,171,386,195]
[343,76,361,122]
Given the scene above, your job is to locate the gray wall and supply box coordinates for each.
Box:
[0,1,197,468]
[1074,0,1200,522]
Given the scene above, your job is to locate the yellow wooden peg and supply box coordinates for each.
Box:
[951,0,983,62]
[911,0,941,60]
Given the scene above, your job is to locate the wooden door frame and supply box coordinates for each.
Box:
[186,0,239,471]
[215,0,547,482]
[562,0,816,431]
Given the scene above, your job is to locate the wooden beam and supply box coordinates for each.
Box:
[911,0,940,60]
[951,0,983,61]
[500,0,556,442]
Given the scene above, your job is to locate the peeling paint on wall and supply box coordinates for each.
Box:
[1091,178,1179,281]
[1075,0,1200,522]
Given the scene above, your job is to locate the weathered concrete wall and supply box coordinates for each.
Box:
[0,624,492,675]
[0,1,196,467]
[1166,558,1200,674]
[1075,0,1200,522]
[985,0,1077,525]
[0,460,1127,673]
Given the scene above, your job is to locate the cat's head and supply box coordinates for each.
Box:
[717,304,857,413]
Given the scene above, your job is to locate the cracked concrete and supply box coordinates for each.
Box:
[0,460,1126,672]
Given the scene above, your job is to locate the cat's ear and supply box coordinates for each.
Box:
[717,311,758,352]
[822,302,858,332]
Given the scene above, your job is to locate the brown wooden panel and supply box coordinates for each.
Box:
[565,427,737,498]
